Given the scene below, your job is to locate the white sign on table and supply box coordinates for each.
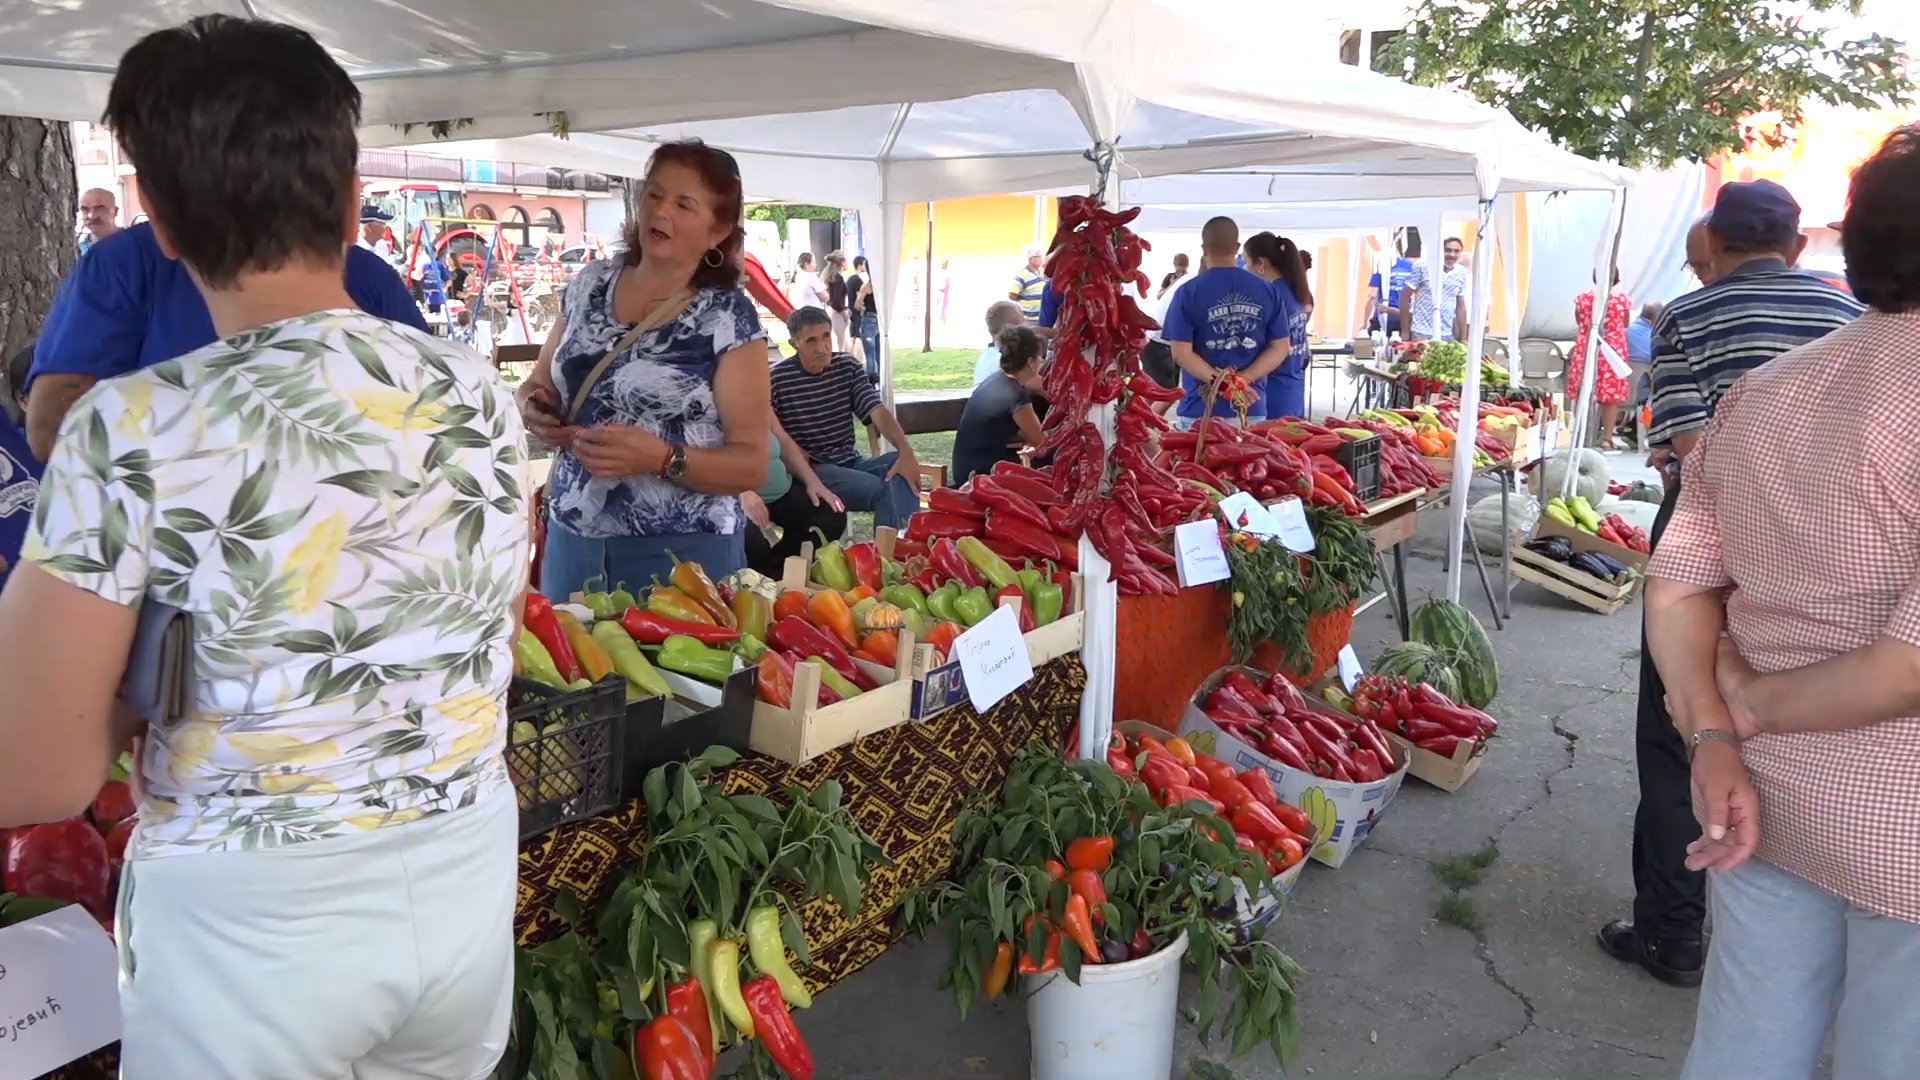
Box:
[954,604,1034,714]
[1523,425,1543,463]
[1216,492,1283,540]
[1543,419,1560,455]
[1173,519,1230,588]
[1337,644,1365,692]
[1266,497,1317,554]
[0,906,120,1080]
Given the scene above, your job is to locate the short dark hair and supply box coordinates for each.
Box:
[1443,236,1464,251]
[1397,226,1422,259]
[104,15,360,289]
[996,325,1042,373]
[787,305,833,338]
[1842,124,1920,313]
[853,255,869,271]
[1202,216,1240,256]
[620,140,744,291]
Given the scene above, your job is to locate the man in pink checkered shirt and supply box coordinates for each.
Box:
[1647,125,1920,1080]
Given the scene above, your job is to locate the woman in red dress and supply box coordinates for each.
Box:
[1568,268,1633,449]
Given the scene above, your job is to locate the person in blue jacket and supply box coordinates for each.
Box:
[1161,217,1292,428]
[25,220,425,460]
[1241,232,1313,420]
[0,346,42,594]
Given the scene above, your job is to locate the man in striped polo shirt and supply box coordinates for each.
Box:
[770,306,922,529]
[1600,179,1864,987]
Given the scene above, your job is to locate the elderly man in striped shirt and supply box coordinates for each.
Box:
[1649,124,1920,1080]
[1599,179,1863,988]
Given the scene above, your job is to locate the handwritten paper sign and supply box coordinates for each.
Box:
[1267,497,1317,554]
[954,604,1034,714]
[1216,492,1283,540]
[1173,519,1230,588]
[1543,419,1561,455]
[1337,645,1365,692]
[0,905,120,1080]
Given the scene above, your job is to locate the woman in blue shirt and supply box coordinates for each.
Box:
[1242,232,1312,420]
[0,346,42,593]
[515,142,771,599]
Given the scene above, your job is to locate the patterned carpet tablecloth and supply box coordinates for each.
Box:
[42,657,1084,1080]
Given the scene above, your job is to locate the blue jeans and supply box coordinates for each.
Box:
[859,313,882,381]
[540,523,745,603]
[815,452,919,529]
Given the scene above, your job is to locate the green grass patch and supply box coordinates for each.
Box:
[890,347,982,392]
[1435,892,1483,935]
[1431,844,1499,892]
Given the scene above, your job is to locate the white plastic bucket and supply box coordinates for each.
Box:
[1023,930,1189,1080]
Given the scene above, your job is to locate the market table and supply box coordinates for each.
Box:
[41,660,1085,1080]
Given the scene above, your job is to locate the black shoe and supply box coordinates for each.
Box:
[1596,919,1704,988]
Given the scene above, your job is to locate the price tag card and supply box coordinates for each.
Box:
[1266,497,1317,554]
[1337,644,1365,692]
[1523,425,1543,463]
[1173,519,1230,588]
[1544,419,1560,453]
[0,906,121,1080]
[1216,492,1283,540]
[954,604,1034,714]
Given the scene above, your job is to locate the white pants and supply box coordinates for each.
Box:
[117,789,519,1080]
[1682,857,1920,1080]
[831,309,851,352]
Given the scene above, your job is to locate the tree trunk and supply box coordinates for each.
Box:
[0,117,76,362]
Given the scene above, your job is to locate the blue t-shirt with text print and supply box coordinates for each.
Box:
[1161,267,1289,419]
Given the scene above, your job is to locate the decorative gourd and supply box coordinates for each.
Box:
[1541,449,1611,508]
[1469,492,1538,556]
[1409,598,1500,708]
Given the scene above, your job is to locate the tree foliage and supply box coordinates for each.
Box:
[1385,0,1913,168]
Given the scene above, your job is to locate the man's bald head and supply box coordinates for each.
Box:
[1201,216,1240,260]
[1685,216,1716,286]
[78,187,120,241]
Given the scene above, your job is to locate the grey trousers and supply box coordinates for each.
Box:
[1683,857,1920,1080]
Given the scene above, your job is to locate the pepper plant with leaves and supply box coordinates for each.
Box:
[903,744,1305,1066]
[495,747,887,1080]
[1384,0,1911,169]
[1300,505,1376,619]
[1222,534,1312,672]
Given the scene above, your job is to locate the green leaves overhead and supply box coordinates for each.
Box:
[1387,0,1913,168]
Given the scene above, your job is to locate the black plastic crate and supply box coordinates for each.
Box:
[1332,432,1382,504]
[506,676,626,839]
[620,666,757,796]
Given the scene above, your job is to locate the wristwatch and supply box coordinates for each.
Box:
[1688,728,1739,761]
[659,444,688,481]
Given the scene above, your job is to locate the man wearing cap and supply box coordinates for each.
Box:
[1598,179,1863,989]
[26,218,426,461]
[1010,246,1048,324]
[357,203,402,271]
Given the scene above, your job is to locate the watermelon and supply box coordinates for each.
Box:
[1409,598,1499,708]
[1371,641,1462,701]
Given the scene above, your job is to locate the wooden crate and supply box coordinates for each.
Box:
[749,632,917,765]
[1511,549,1637,615]
[1381,729,1488,793]
[1532,516,1650,573]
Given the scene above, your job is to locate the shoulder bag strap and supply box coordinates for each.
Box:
[564,288,694,423]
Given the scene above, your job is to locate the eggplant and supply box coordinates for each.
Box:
[1524,536,1574,562]
[1568,551,1625,581]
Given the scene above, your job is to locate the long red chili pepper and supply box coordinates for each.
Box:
[523,593,583,681]
[971,476,1053,532]
[742,975,814,1080]
[904,511,984,542]
[621,607,742,646]
[930,537,984,589]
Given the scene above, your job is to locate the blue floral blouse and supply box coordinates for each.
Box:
[546,259,765,539]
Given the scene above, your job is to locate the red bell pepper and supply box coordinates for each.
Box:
[1237,769,1280,808]
[1139,755,1188,796]
[844,541,883,592]
[904,512,984,542]
[1231,799,1288,844]
[927,487,987,519]
[1348,747,1385,784]
[1104,735,1137,779]
[621,607,742,646]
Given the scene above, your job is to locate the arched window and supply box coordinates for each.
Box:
[535,207,564,232]
[468,203,496,221]
[503,206,531,254]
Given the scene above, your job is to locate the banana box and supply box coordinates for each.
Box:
[1177,666,1407,869]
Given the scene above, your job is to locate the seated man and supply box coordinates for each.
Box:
[971,300,1026,386]
[26,218,424,460]
[771,307,921,530]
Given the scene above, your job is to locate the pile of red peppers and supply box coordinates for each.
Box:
[1200,670,1401,784]
[1347,674,1499,760]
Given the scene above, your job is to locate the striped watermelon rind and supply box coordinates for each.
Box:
[1409,599,1499,708]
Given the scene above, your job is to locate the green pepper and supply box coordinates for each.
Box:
[882,558,906,587]
[956,535,1020,591]
[880,583,928,615]
[657,634,737,684]
[515,628,568,688]
[593,620,671,700]
[1027,576,1065,627]
[734,633,768,662]
[899,608,933,641]
[807,655,863,700]
[1016,567,1043,596]
[954,585,994,627]
[810,527,857,592]
[581,590,619,621]
[609,585,638,613]
[927,582,962,623]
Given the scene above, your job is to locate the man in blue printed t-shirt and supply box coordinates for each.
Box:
[25,220,425,460]
[1161,217,1291,429]
[0,346,43,594]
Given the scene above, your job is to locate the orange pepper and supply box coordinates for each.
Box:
[1065,836,1114,873]
[1062,893,1100,962]
[983,941,1014,999]
[859,629,899,668]
[1162,736,1197,766]
[1044,859,1067,881]
[807,589,859,649]
[852,648,883,665]
[844,585,878,603]
[773,590,810,622]
[923,621,962,661]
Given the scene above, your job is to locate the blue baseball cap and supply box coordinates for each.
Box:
[358,204,394,223]
[1709,179,1801,248]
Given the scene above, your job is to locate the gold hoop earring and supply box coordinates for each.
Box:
[703,248,724,268]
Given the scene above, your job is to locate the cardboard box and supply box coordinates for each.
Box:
[749,632,916,765]
[1113,720,1315,923]
[1176,666,1407,869]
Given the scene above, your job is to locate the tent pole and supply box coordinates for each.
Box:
[922,202,934,352]
[1562,190,1627,498]
[1498,194,1522,388]
[1446,199,1497,603]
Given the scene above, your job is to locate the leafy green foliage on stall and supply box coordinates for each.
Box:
[1385,0,1912,168]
